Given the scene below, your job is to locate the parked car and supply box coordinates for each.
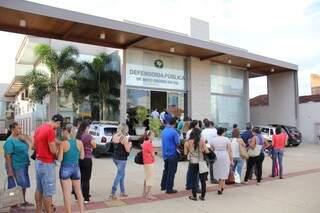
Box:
[269,124,302,147]
[89,122,118,158]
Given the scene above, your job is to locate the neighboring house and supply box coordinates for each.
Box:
[250,94,320,144]
[0,83,14,138]
[4,36,120,134]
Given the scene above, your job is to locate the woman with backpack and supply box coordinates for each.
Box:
[142,130,156,199]
[184,128,210,201]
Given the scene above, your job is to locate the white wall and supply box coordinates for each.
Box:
[188,57,211,120]
[251,71,298,127]
[299,102,320,144]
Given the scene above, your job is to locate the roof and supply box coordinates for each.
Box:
[250,94,269,107]
[0,0,298,78]
[299,94,320,104]
[250,94,320,106]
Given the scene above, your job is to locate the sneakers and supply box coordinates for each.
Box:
[188,196,197,201]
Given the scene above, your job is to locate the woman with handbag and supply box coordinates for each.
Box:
[230,128,247,181]
[3,122,34,211]
[142,130,156,199]
[210,127,233,195]
[244,127,269,185]
[184,128,210,201]
[109,123,132,199]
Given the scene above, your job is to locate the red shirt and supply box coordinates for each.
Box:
[34,123,56,163]
[272,133,287,150]
[142,139,155,165]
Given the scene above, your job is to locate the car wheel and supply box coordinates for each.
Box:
[93,150,100,158]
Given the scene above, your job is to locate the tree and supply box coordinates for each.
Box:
[64,52,121,121]
[22,69,51,103]
[24,44,79,115]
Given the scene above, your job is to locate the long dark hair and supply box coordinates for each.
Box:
[76,121,89,140]
[189,128,201,150]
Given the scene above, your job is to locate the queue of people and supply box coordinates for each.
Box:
[2,113,288,212]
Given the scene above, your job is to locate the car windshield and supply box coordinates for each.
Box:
[287,126,299,133]
[104,127,117,136]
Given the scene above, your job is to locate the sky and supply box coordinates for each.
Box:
[0,0,319,98]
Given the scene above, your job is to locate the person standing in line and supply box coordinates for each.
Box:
[70,119,81,139]
[34,114,64,213]
[201,120,217,184]
[230,128,246,181]
[159,109,166,125]
[211,127,233,195]
[160,118,180,194]
[185,120,200,190]
[76,121,96,204]
[110,123,132,199]
[181,117,190,139]
[142,130,156,199]
[184,128,210,201]
[4,122,34,211]
[244,127,269,185]
[58,125,84,213]
[271,126,288,179]
[151,108,160,119]
[241,125,253,147]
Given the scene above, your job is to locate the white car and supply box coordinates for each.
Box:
[89,122,118,158]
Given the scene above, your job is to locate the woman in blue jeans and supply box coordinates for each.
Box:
[271,126,288,179]
[230,128,246,181]
[110,123,132,199]
[58,125,84,213]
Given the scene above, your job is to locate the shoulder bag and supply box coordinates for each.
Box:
[239,139,249,159]
[0,178,24,209]
[247,137,262,157]
[198,145,209,174]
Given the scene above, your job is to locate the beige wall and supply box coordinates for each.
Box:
[251,71,298,127]
[299,102,320,144]
[188,57,212,120]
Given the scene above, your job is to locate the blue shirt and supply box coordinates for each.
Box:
[163,113,173,125]
[4,136,30,170]
[241,130,253,146]
[161,126,180,160]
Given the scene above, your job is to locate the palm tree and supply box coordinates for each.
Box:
[24,44,79,115]
[64,52,121,121]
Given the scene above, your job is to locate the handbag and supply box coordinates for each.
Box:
[247,144,262,157]
[239,144,249,159]
[198,147,209,174]
[226,166,235,185]
[134,151,144,165]
[0,178,24,209]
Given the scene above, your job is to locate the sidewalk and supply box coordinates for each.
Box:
[1,142,320,212]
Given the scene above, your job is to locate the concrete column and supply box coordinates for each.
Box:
[120,49,127,123]
[188,57,211,120]
[268,71,297,126]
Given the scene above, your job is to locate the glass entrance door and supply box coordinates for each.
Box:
[150,91,167,113]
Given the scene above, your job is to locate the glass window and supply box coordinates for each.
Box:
[211,64,245,96]
[167,92,185,118]
[211,95,246,129]
[104,127,117,136]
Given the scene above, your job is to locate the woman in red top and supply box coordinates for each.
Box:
[142,130,155,199]
[271,126,288,179]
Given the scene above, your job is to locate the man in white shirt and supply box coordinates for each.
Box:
[151,108,160,119]
[201,120,217,183]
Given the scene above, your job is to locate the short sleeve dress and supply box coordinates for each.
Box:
[211,136,231,180]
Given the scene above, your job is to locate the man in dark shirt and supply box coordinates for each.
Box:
[160,118,180,194]
[241,125,253,146]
